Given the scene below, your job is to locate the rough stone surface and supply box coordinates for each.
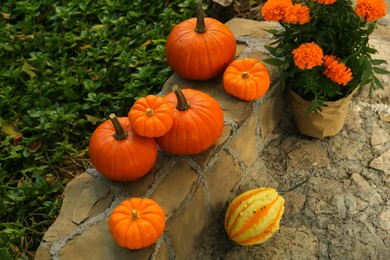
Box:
[154,239,169,260]
[150,160,198,218]
[230,110,259,167]
[370,150,390,184]
[287,141,330,171]
[206,150,242,216]
[380,113,390,122]
[225,226,318,260]
[225,18,281,44]
[42,173,114,243]
[259,85,287,140]
[195,101,390,259]
[371,122,390,146]
[168,184,208,260]
[34,245,50,260]
[192,124,232,167]
[59,218,154,259]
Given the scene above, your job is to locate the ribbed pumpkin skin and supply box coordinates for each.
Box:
[156,88,224,155]
[89,117,158,181]
[223,58,271,101]
[224,188,285,245]
[128,95,174,138]
[165,17,236,80]
[109,198,166,250]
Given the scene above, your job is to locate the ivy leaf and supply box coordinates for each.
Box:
[0,11,10,20]
[85,114,101,125]
[21,61,37,79]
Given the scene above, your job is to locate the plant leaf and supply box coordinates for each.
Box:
[373,67,390,75]
[85,115,101,125]
[370,59,387,65]
[263,58,285,66]
[373,76,384,90]
[21,61,37,79]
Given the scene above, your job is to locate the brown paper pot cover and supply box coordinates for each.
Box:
[289,88,357,139]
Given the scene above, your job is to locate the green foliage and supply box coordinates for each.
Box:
[263,0,389,113]
[0,0,194,258]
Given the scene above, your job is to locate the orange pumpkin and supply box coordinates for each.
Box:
[223,58,271,101]
[88,114,157,181]
[109,197,166,250]
[224,188,285,245]
[128,95,174,138]
[165,0,236,80]
[157,85,224,155]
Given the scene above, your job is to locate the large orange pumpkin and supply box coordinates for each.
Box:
[128,95,174,138]
[157,85,224,155]
[224,188,285,245]
[88,114,158,181]
[109,197,166,250]
[165,0,236,80]
[223,58,271,101]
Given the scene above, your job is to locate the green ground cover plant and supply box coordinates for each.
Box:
[0,0,194,258]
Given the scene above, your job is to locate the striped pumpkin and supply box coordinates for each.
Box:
[224,188,285,245]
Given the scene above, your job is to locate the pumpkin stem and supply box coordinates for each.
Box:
[241,72,250,79]
[109,114,128,140]
[172,85,190,111]
[145,107,155,117]
[131,209,139,221]
[195,0,206,34]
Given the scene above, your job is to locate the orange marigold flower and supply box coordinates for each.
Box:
[322,55,337,67]
[355,0,387,22]
[313,0,337,4]
[323,55,353,85]
[261,0,293,22]
[285,4,311,25]
[292,42,324,70]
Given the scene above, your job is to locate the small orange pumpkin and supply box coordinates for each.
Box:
[224,188,285,245]
[109,197,166,250]
[165,0,236,80]
[223,58,271,101]
[88,114,158,181]
[128,95,174,138]
[157,85,224,155]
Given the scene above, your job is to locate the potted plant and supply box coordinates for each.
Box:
[261,0,389,139]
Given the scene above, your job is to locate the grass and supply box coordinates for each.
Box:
[0,0,195,258]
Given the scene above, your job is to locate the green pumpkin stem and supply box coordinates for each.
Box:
[131,209,139,221]
[109,114,128,140]
[195,0,206,34]
[172,85,190,111]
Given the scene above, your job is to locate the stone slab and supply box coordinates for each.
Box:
[167,184,208,259]
[259,84,287,140]
[230,110,259,167]
[150,160,199,218]
[192,124,233,167]
[43,173,114,243]
[59,218,154,260]
[206,150,243,216]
